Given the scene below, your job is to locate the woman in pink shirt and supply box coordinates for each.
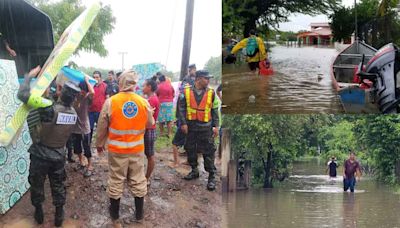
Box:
[156,74,175,137]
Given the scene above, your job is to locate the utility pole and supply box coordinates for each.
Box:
[118,52,128,71]
[354,0,358,40]
[180,0,195,80]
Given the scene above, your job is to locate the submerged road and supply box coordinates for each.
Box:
[223,46,345,114]
[223,159,400,228]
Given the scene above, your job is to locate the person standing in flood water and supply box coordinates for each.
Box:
[327,156,338,178]
[343,152,362,193]
[228,29,267,75]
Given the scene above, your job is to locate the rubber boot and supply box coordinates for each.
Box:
[54,206,64,227]
[183,168,200,180]
[34,205,44,224]
[134,197,144,222]
[207,173,216,191]
[109,198,120,220]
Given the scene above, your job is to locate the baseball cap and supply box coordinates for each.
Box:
[195,70,213,79]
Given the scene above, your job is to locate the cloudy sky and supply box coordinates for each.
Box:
[72,0,221,72]
[278,0,355,32]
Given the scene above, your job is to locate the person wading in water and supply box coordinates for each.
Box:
[327,156,338,178]
[343,152,362,193]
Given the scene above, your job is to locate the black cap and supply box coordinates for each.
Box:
[188,64,196,69]
[195,70,213,78]
[61,81,81,105]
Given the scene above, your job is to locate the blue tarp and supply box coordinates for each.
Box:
[132,62,163,95]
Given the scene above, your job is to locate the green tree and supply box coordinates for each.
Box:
[318,120,358,162]
[204,56,222,84]
[224,115,307,188]
[354,115,400,183]
[329,7,355,42]
[329,0,400,48]
[377,0,399,42]
[223,0,341,38]
[29,0,116,57]
[224,114,400,187]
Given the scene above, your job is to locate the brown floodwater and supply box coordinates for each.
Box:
[222,46,346,114]
[222,159,400,228]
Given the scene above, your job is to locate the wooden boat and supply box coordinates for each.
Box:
[331,40,379,113]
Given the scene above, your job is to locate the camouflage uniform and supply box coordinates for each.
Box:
[18,76,79,227]
[27,102,77,208]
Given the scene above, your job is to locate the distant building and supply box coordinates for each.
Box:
[297,22,333,46]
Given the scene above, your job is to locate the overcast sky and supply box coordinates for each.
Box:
[72,0,221,72]
[278,0,354,32]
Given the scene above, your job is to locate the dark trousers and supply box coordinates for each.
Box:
[66,136,74,160]
[184,129,216,174]
[29,155,66,207]
[344,176,356,192]
[89,112,100,143]
[72,133,92,158]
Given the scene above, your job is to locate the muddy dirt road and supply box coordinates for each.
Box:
[0,147,222,228]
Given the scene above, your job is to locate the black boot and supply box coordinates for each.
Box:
[109,198,120,220]
[34,205,44,224]
[183,168,199,180]
[54,206,64,227]
[207,173,216,191]
[134,197,144,222]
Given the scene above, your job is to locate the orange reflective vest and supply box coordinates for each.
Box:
[108,92,148,154]
[185,87,213,122]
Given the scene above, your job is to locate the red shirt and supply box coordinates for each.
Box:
[89,82,107,112]
[344,159,361,179]
[147,94,160,129]
[156,81,175,103]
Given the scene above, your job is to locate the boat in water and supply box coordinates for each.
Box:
[332,40,400,113]
[331,40,379,113]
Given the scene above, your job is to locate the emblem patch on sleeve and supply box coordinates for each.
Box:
[56,113,77,125]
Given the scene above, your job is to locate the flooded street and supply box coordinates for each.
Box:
[223,46,345,114]
[223,159,400,228]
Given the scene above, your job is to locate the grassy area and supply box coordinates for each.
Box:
[155,133,173,152]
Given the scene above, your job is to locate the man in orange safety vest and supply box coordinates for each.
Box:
[96,70,155,226]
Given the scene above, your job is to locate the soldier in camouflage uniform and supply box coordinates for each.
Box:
[178,70,219,191]
[17,66,80,227]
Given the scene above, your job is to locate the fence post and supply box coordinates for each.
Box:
[221,129,238,192]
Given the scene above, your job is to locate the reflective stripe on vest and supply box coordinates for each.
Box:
[108,92,147,154]
[108,139,144,148]
[185,87,196,120]
[185,87,213,122]
[109,128,146,135]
